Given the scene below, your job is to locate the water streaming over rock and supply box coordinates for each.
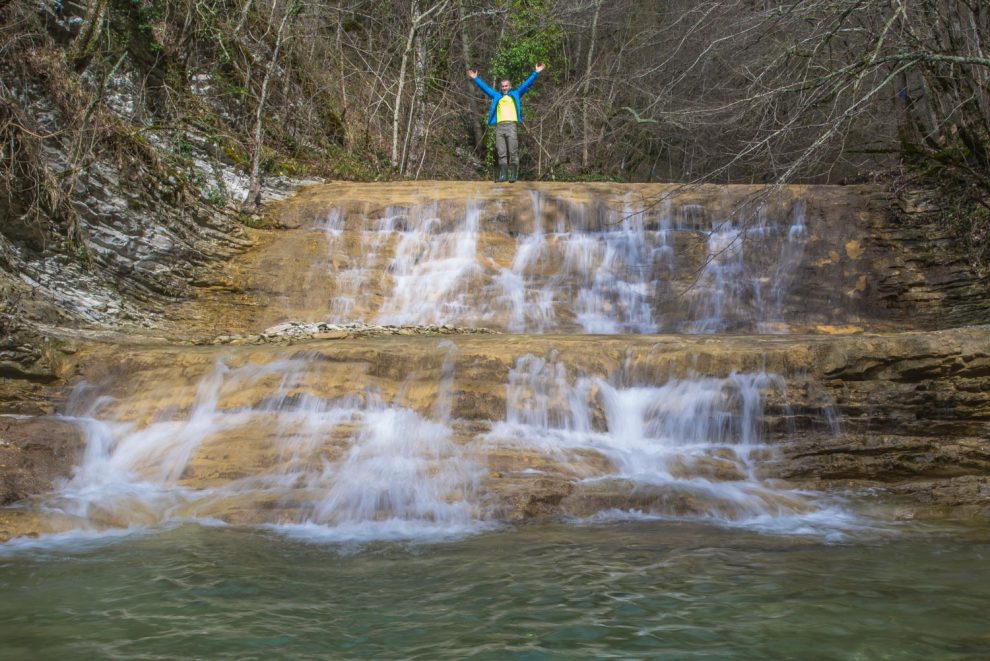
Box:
[45,355,499,541]
[14,184,871,545]
[29,339,855,543]
[310,186,816,333]
[487,354,825,524]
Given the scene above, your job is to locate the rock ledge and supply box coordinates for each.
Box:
[204,321,501,345]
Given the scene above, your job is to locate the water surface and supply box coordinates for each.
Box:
[2,521,989,659]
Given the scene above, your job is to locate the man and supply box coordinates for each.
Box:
[467,63,545,183]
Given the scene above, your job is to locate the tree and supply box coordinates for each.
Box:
[243,0,301,212]
[391,0,449,170]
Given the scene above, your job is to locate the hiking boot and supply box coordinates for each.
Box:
[509,165,518,183]
[497,165,508,182]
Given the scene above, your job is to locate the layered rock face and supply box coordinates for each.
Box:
[774,328,990,511]
[1,182,988,541]
[253,182,990,333]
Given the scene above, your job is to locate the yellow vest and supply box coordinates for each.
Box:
[496,95,518,123]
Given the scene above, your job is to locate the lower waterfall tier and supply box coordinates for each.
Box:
[3,327,987,541]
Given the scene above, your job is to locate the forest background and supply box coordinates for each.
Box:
[2,0,988,266]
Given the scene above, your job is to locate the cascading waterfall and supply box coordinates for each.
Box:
[376,201,484,326]
[687,201,810,333]
[314,190,810,333]
[35,344,853,542]
[10,180,982,661]
[569,195,659,334]
[322,205,388,319]
[46,356,489,542]
[495,189,557,332]
[763,200,809,333]
[485,353,854,534]
[8,185,864,547]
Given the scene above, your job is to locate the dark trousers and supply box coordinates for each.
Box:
[495,122,519,167]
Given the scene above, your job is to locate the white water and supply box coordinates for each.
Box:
[376,201,484,325]
[12,191,855,545]
[487,353,841,527]
[317,192,810,333]
[686,201,809,333]
[31,345,855,543]
[45,356,488,542]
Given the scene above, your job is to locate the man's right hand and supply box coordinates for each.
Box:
[467,69,478,79]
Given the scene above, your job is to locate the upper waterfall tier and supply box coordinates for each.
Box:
[243,182,909,335]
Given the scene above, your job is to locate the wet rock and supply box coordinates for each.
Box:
[486,474,576,521]
[775,434,990,481]
[0,314,70,415]
[0,416,85,505]
[2,180,990,529]
[254,182,990,333]
[889,475,990,510]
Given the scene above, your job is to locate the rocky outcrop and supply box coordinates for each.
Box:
[0,309,75,415]
[0,183,988,540]
[17,326,977,526]
[864,196,990,328]
[248,182,990,334]
[1,1,322,334]
[764,327,990,514]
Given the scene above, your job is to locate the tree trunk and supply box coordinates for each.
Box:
[244,3,294,212]
[457,0,483,149]
[391,2,418,169]
[582,0,602,170]
[70,0,108,71]
[236,0,254,34]
[392,1,448,170]
[403,20,432,176]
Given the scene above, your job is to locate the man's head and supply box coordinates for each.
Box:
[498,78,512,93]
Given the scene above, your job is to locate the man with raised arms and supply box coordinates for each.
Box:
[467,63,546,183]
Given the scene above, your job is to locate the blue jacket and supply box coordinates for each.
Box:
[472,70,540,126]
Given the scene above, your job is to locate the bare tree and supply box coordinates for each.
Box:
[243,0,299,212]
[391,0,449,169]
[581,0,602,170]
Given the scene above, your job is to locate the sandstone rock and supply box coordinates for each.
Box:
[0,416,86,505]
[2,182,990,533]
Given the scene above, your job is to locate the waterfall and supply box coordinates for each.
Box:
[311,190,811,333]
[487,353,840,527]
[496,189,557,332]
[46,355,489,542]
[8,184,869,546]
[376,201,483,326]
[36,343,852,541]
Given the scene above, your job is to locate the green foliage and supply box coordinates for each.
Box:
[314,143,383,181]
[65,237,90,263]
[204,186,226,206]
[135,0,164,51]
[175,135,193,158]
[222,141,250,167]
[481,128,493,177]
[479,0,562,179]
[489,0,563,84]
[134,0,163,25]
[238,212,269,228]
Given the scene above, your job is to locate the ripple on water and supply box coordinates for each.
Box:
[2,521,990,659]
